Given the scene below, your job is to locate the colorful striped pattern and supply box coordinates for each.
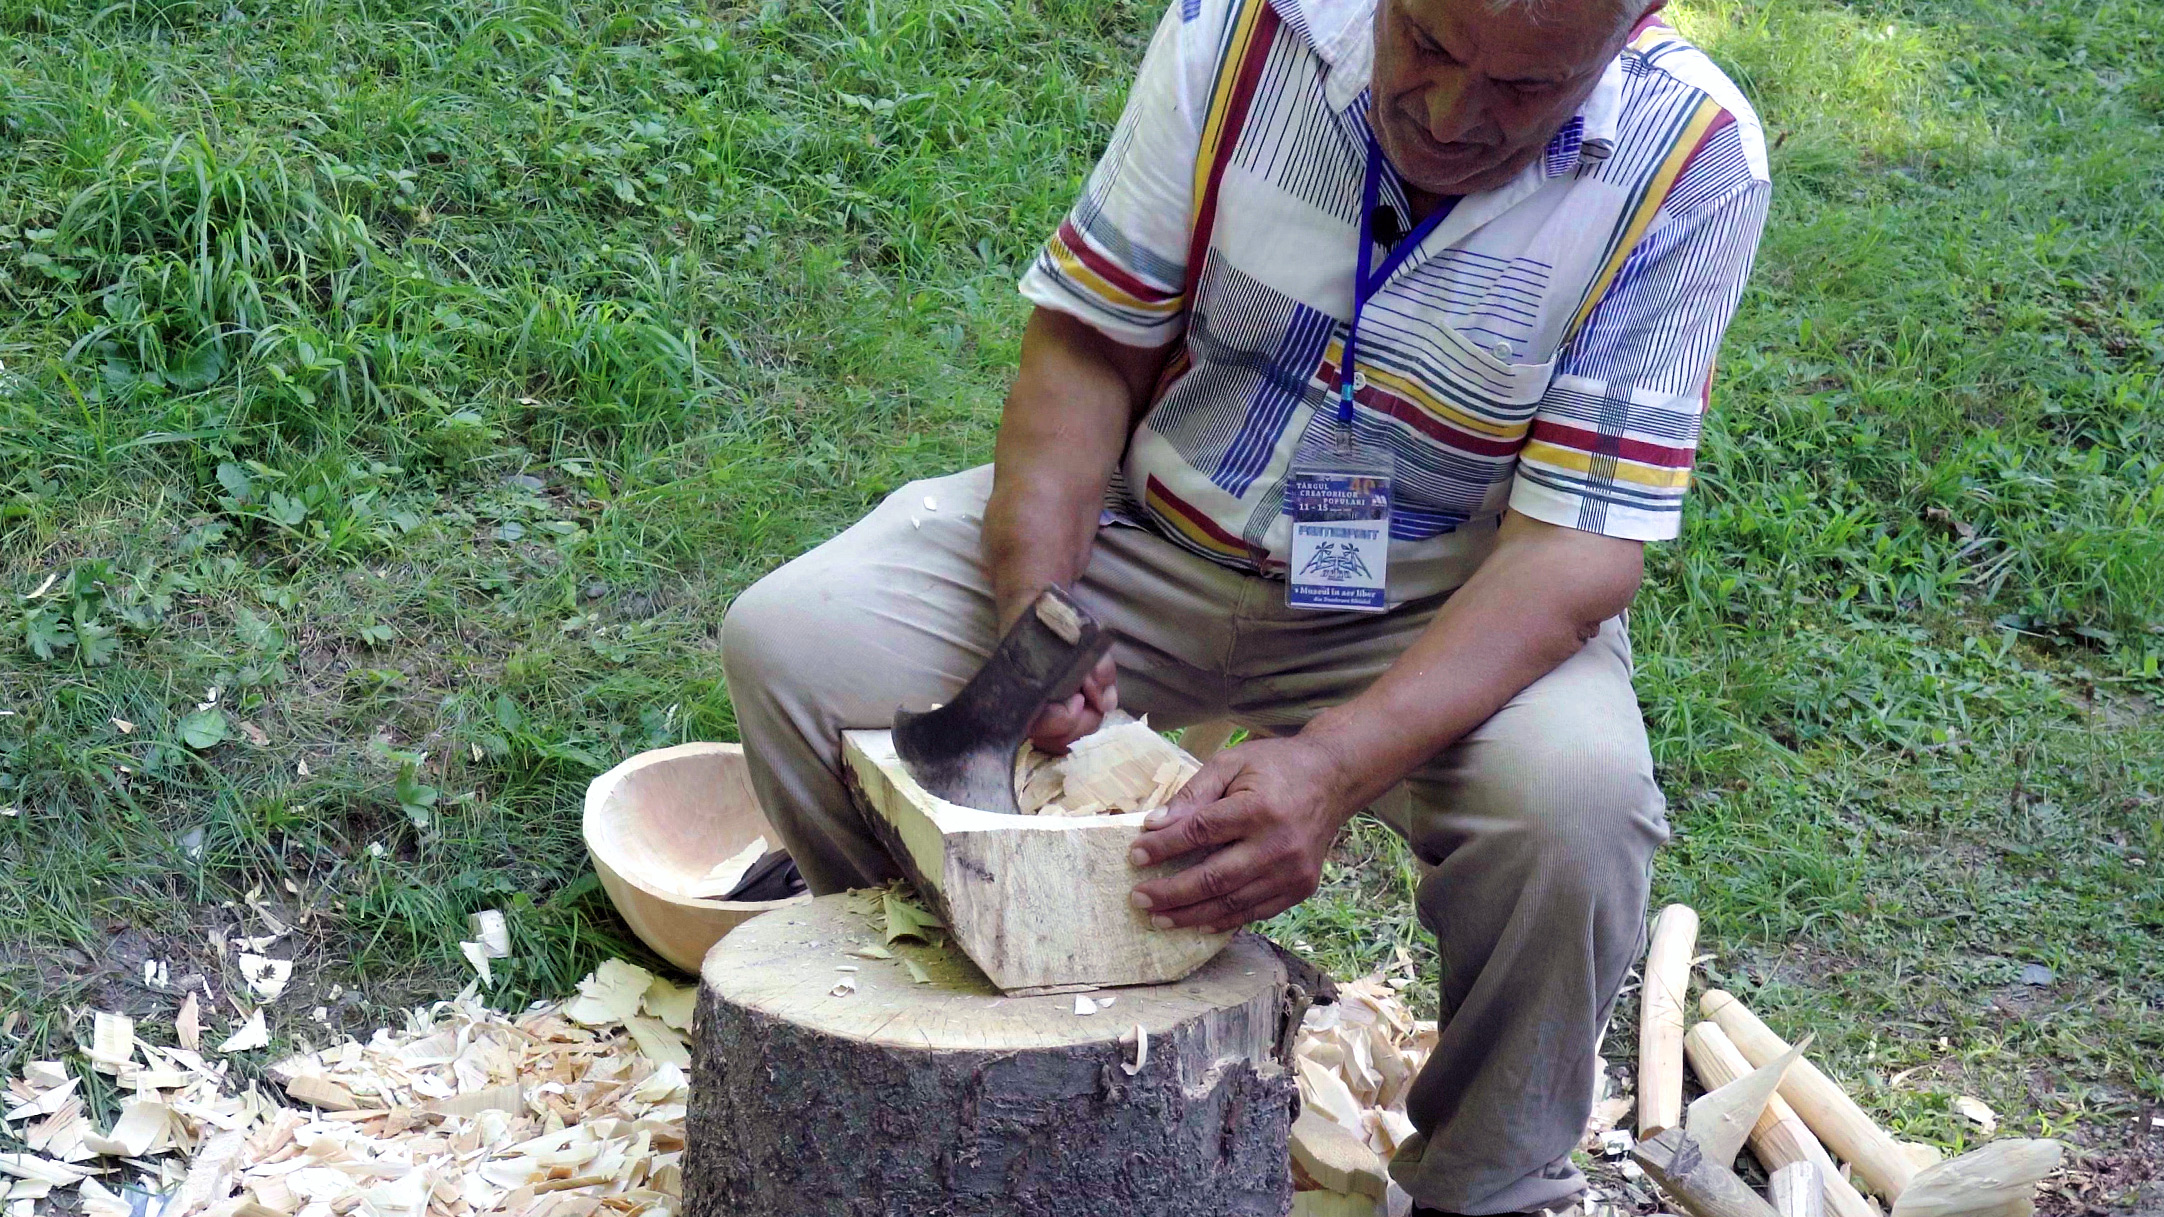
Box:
[1019,0,1770,577]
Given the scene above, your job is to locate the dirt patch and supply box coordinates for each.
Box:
[2041,1108,2164,1216]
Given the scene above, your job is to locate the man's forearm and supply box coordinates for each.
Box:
[984,309,1172,622]
[1300,512,1646,814]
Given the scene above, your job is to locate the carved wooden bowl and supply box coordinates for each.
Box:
[583,742,810,973]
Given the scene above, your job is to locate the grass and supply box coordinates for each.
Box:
[0,0,2159,1202]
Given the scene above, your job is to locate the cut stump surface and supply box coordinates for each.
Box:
[684,894,1299,1217]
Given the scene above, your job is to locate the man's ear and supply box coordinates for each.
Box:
[1624,0,1667,38]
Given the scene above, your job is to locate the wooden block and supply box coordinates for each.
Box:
[842,727,1231,993]
[1703,991,1914,1202]
[1685,1023,1877,1217]
[1290,1109,1389,1199]
[1638,904,1698,1135]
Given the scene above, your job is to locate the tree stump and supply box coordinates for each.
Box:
[684,894,1301,1217]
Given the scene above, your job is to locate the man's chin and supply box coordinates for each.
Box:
[1379,135,1514,196]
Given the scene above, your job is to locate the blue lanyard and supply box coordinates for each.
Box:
[1340,133,1457,431]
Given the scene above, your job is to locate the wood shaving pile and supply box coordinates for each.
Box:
[1014,717,1201,817]
[1293,968,1436,1175]
[1,960,695,1217]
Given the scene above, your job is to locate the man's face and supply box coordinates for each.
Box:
[1371,0,1638,197]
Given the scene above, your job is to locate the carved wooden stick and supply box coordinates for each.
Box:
[1703,990,1915,1202]
[1685,1022,1877,1217]
[1638,904,1700,1134]
[1772,1162,1825,1217]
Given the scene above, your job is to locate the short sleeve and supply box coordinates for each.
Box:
[1510,120,1771,541]
[1016,0,1217,347]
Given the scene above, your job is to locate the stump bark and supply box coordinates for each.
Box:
[685,894,1301,1217]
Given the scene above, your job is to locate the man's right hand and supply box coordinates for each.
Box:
[1029,646,1118,753]
[995,590,1121,753]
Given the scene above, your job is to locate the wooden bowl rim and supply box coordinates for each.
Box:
[583,741,804,913]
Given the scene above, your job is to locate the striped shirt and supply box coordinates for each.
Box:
[1019,0,1771,595]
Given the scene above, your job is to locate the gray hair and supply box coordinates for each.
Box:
[1479,0,1640,27]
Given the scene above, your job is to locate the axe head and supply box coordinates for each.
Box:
[892,586,1113,815]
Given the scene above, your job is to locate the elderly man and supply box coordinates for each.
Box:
[723,0,1768,1207]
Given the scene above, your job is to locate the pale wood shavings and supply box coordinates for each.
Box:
[638,982,695,1035]
[1010,717,1202,816]
[217,1011,270,1054]
[1293,970,1437,1164]
[7,961,699,1217]
[679,837,767,900]
[562,961,654,1027]
[236,956,292,1002]
[467,912,513,959]
[176,995,202,1052]
[88,1013,135,1074]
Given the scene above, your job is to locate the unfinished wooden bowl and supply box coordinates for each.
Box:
[584,742,810,973]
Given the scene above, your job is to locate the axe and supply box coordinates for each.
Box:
[892,586,1113,815]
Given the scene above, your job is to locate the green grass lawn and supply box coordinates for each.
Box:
[2,0,2160,1203]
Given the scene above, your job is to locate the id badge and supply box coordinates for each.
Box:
[1285,450,1392,613]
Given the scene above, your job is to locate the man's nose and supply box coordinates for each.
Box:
[1421,76,1493,145]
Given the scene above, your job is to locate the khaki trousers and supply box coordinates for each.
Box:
[721,466,1669,1214]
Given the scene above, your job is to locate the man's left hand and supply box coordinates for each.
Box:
[1125,735,1361,933]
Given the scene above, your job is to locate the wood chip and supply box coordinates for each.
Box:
[88,1012,135,1073]
[237,956,292,1001]
[1952,1096,1996,1135]
[563,961,653,1027]
[4,1077,78,1122]
[459,940,495,986]
[175,991,203,1048]
[80,1099,170,1157]
[467,911,513,958]
[1121,1026,1149,1076]
[0,1155,93,1186]
[622,1018,689,1069]
[282,1076,361,1112]
[640,981,695,1034]
[217,1010,270,1053]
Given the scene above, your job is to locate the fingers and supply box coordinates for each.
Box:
[1080,656,1119,716]
[1158,749,1240,817]
[1128,789,1260,867]
[1027,692,1103,754]
[1129,823,1280,910]
[1131,849,1317,932]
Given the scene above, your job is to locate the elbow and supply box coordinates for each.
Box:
[1568,542,1643,644]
